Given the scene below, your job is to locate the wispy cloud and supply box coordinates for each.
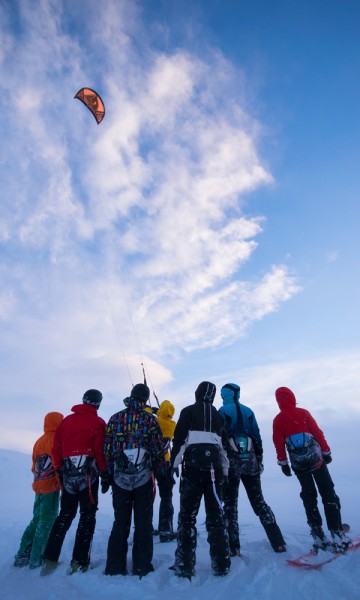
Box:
[0,1,300,420]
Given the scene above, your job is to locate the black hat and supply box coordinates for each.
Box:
[82,389,103,409]
[195,381,216,403]
[131,383,150,403]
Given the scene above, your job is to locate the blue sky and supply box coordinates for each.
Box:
[0,0,359,452]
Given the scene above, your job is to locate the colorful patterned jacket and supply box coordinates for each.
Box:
[104,396,167,474]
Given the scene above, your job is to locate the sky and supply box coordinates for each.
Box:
[0,0,360,453]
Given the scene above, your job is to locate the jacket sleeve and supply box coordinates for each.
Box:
[93,417,107,472]
[51,424,63,470]
[149,417,166,469]
[248,410,263,459]
[104,416,115,473]
[272,415,288,464]
[305,410,331,453]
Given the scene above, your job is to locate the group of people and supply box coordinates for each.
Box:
[14,380,350,580]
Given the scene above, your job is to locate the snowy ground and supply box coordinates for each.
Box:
[1,448,359,600]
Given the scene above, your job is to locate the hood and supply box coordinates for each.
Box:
[220,383,240,406]
[71,403,98,415]
[123,396,146,412]
[157,400,175,419]
[43,411,64,433]
[195,381,216,404]
[275,387,296,410]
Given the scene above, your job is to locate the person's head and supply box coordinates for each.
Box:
[130,383,150,404]
[220,383,240,405]
[275,387,296,409]
[195,381,216,403]
[82,389,103,409]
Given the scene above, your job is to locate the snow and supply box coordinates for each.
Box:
[1,447,359,600]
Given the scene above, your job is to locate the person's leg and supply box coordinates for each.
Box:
[132,479,154,576]
[313,463,342,534]
[157,474,175,541]
[295,470,327,543]
[241,473,286,552]
[29,492,60,568]
[105,484,133,575]
[173,469,202,577]
[14,496,41,566]
[222,468,241,555]
[204,468,230,576]
[43,489,79,563]
[71,478,99,568]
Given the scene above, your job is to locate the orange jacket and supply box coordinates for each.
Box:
[32,412,64,494]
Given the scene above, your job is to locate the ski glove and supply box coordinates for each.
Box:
[100,472,113,494]
[323,453,332,464]
[56,468,64,487]
[281,464,292,477]
[258,461,264,475]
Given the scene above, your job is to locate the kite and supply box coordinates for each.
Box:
[74,87,105,124]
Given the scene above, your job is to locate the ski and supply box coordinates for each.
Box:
[287,536,360,570]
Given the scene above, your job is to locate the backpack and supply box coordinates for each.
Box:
[227,436,259,477]
[286,433,322,472]
[34,453,56,482]
[113,448,152,490]
[62,455,98,494]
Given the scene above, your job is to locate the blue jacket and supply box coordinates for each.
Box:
[219,384,263,459]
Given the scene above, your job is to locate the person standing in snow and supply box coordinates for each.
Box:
[153,399,177,542]
[14,411,64,569]
[273,386,351,550]
[104,383,166,577]
[219,383,286,555]
[170,381,230,579]
[41,389,107,575]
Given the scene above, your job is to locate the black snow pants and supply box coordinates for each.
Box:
[295,461,342,533]
[223,468,285,553]
[174,465,230,577]
[105,479,154,576]
[43,479,99,566]
[156,470,175,536]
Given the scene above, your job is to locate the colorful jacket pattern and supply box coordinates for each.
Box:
[104,396,166,474]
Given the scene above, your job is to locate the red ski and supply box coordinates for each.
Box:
[287,537,360,570]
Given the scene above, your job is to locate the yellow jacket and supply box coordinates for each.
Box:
[157,400,176,461]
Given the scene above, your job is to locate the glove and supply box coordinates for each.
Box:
[170,467,179,484]
[323,453,332,464]
[56,468,64,487]
[100,472,113,494]
[281,464,292,477]
[258,460,264,475]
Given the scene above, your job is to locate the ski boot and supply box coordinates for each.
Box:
[14,544,32,567]
[68,559,89,574]
[40,559,58,576]
[310,526,331,552]
[329,529,352,552]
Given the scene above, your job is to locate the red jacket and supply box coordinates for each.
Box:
[272,387,330,464]
[52,404,107,472]
[32,411,64,494]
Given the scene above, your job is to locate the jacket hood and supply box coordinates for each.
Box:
[123,396,147,411]
[195,381,216,403]
[275,387,296,409]
[43,411,64,433]
[157,400,175,419]
[221,383,240,405]
[71,403,98,415]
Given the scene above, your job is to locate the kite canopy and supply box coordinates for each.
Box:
[74,87,105,124]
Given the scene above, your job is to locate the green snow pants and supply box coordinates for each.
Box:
[15,491,60,568]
